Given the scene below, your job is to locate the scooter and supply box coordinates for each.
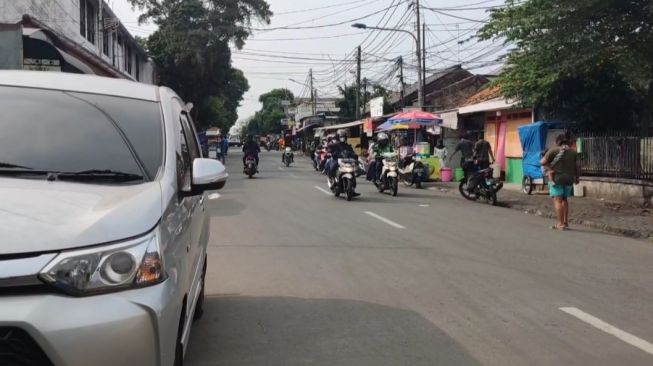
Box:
[243,155,257,179]
[398,154,428,189]
[208,146,225,163]
[282,147,294,167]
[459,166,503,205]
[327,156,359,201]
[374,152,399,197]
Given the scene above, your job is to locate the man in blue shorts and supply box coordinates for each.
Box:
[541,134,579,230]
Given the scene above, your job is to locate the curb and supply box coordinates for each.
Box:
[516,206,650,240]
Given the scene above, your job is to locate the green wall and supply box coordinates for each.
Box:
[506,158,523,184]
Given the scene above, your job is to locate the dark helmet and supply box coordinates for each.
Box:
[377,132,389,146]
[246,134,254,142]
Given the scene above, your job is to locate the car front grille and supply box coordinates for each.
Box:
[0,327,53,366]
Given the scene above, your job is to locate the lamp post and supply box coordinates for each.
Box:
[352,23,423,110]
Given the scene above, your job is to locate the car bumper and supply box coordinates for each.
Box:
[0,280,180,366]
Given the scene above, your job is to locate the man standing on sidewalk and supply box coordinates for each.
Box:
[452,134,475,179]
[541,134,579,230]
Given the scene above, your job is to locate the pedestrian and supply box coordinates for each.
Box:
[541,133,579,231]
[451,134,475,179]
[473,135,495,170]
[433,140,448,168]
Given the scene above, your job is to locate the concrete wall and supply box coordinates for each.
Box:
[578,177,653,205]
[0,24,22,69]
[0,0,156,84]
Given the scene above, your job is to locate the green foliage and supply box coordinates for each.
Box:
[337,83,393,119]
[128,0,272,130]
[244,89,295,136]
[479,0,653,130]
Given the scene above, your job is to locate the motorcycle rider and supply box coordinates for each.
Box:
[326,130,360,196]
[242,134,260,170]
[368,132,394,183]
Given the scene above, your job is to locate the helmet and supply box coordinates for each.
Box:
[337,129,348,142]
[377,132,389,142]
[246,134,253,142]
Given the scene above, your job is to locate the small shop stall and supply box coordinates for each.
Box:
[376,111,444,180]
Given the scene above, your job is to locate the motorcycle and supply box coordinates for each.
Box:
[243,154,257,179]
[398,154,428,189]
[327,155,359,201]
[282,147,294,167]
[374,152,399,197]
[458,166,503,205]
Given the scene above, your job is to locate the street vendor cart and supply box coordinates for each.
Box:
[518,121,571,195]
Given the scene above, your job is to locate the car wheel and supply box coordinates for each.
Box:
[522,176,533,195]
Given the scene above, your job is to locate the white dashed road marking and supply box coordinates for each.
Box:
[364,211,406,229]
[313,186,332,196]
[560,307,653,356]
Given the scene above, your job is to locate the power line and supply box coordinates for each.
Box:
[273,0,373,15]
[250,0,409,31]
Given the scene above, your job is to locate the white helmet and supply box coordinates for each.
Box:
[377,132,389,142]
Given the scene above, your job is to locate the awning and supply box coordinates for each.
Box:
[458,97,517,115]
[23,27,96,75]
[440,110,459,130]
[296,123,320,134]
[314,120,364,132]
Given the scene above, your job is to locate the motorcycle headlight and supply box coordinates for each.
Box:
[39,230,166,296]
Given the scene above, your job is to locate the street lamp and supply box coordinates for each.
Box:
[352,23,423,110]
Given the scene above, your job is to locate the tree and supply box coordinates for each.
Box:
[337,83,393,119]
[244,89,295,135]
[479,0,653,131]
[128,0,272,130]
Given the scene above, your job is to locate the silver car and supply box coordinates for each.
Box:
[0,71,227,366]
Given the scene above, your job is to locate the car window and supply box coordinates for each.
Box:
[0,86,163,180]
[180,113,200,161]
[176,117,192,192]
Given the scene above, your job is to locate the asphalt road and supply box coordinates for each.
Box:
[186,150,653,366]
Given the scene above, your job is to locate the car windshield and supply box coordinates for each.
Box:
[0,86,163,181]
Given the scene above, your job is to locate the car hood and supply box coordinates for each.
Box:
[0,178,162,255]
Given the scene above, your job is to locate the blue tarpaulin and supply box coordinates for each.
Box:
[518,121,571,179]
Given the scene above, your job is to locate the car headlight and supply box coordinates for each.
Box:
[39,230,166,296]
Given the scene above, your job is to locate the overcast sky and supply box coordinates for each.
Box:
[111,0,505,122]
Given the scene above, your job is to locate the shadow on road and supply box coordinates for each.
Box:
[185,296,480,366]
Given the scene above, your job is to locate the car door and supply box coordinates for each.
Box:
[178,111,206,303]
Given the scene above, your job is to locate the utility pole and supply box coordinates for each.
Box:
[362,77,368,117]
[422,21,427,107]
[309,68,315,116]
[398,56,405,109]
[355,46,361,120]
[415,0,423,109]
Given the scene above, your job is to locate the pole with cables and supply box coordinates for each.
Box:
[415,0,423,109]
[355,46,361,120]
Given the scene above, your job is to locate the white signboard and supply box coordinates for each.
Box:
[24,58,61,71]
[369,97,384,118]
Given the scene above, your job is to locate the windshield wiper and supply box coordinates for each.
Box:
[57,169,144,182]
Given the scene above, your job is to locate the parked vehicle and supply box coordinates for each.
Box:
[327,156,359,201]
[518,121,572,195]
[459,166,503,205]
[228,137,242,147]
[0,71,228,366]
[374,152,399,196]
[282,147,294,167]
[398,154,428,189]
[244,154,258,178]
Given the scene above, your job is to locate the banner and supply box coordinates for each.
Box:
[369,97,384,118]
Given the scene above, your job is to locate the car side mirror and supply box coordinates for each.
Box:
[191,158,228,193]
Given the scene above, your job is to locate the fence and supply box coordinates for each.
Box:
[577,131,653,181]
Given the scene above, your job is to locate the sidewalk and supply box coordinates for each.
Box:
[427,182,653,241]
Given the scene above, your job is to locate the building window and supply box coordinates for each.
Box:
[124,45,131,73]
[79,0,96,45]
[135,55,140,81]
[102,11,110,56]
[117,35,123,69]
